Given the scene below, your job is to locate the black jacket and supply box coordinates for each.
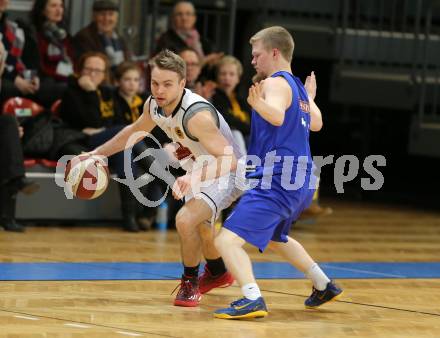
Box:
[59,76,115,130]
[73,22,130,61]
[154,29,213,55]
[211,89,251,135]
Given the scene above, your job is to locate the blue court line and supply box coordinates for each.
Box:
[0,262,439,281]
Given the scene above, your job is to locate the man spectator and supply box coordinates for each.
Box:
[73,0,130,71]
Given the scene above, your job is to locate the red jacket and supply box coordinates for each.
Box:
[37,32,75,81]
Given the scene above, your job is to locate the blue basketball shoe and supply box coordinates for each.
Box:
[305,280,343,309]
[214,297,268,319]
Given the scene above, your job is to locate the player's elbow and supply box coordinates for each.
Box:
[271,111,285,127]
[310,120,323,132]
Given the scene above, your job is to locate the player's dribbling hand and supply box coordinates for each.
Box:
[304,71,317,101]
[172,175,191,200]
[247,81,264,109]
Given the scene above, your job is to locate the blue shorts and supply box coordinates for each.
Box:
[223,180,314,252]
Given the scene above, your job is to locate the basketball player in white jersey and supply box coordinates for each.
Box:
[88,49,243,307]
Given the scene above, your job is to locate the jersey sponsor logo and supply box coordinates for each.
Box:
[175,127,184,139]
[301,117,307,127]
[175,142,195,160]
[299,100,310,113]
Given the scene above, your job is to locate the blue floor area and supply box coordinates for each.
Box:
[0,262,439,281]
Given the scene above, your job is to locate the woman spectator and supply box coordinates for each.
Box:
[178,47,216,101]
[0,0,41,103]
[73,0,129,72]
[29,0,75,104]
[30,0,75,89]
[59,52,140,232]
[211,55,250,154]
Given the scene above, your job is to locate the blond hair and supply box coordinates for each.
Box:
[149,49,186,80]
[217,55,243,78]
[249,26,294,62]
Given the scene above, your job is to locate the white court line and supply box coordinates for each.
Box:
[322,264,405,278]
[64,323,91,329]
[116,331,143,337]
[14,315,39,321]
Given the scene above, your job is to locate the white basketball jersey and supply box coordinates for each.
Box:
[147,89,244,172]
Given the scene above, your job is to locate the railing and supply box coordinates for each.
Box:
[336,0,440,123]
[138,0,237,57]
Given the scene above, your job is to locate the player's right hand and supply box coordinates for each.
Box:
[172,175,190,200]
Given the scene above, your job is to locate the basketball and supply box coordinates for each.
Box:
[64,154,109,200]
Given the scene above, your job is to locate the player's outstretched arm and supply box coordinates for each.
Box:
[247,77,291,126]
[91,98,157,157]
[304,71,323,132]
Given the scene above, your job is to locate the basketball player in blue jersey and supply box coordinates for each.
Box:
[213,26,343,319]
[87,50,246,307]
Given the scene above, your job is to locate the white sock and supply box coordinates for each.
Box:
[306,263,330,291]
[241,283,261,300]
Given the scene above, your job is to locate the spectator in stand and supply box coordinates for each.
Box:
[59,52,141,232]
[178,47,216,101]
[155,1,222,65]
[211,55,250,154]
[178,47,200,91]
[0,40,39,232]
[0,0,43,104]
[73,0,129,73]
[113,61,172,230]
[30,0,75,101]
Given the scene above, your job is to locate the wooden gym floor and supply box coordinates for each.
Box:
[0,199,439,337]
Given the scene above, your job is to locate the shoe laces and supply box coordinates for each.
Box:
[201,266,213,278]
[171,278,197,296]
[310,287,318,298]
[230,297,250,308]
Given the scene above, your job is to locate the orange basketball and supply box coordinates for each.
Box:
[64,154,109,200]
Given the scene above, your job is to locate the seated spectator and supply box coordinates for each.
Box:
[0,0,42,103]
[0,115,41,232]
[211,55,250,153]
[155,1,222,65]
[0,42,39,232]
[113,61,144,124]
[113,61,170,145]
[178,47,200,90]
[60,52,114,133]
[73,0,129,72]
[30,0,75,93]
[178,47,216,101]
[113,61,172,230]
[59,52,141,232]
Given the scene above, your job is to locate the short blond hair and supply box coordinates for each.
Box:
[249,26,294,62]
[149,49,186,80]
[217,55,243,78]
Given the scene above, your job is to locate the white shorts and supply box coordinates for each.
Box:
[185,174,243,225]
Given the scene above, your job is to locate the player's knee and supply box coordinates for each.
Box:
[267,241,281,251]
[267,241,279,251]
[175,210,194,235]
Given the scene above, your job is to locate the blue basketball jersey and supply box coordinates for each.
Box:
[224,71,316,251]
[247,71,313,179]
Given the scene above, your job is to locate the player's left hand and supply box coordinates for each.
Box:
[247,81,264,109]
[172,174,191,200]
